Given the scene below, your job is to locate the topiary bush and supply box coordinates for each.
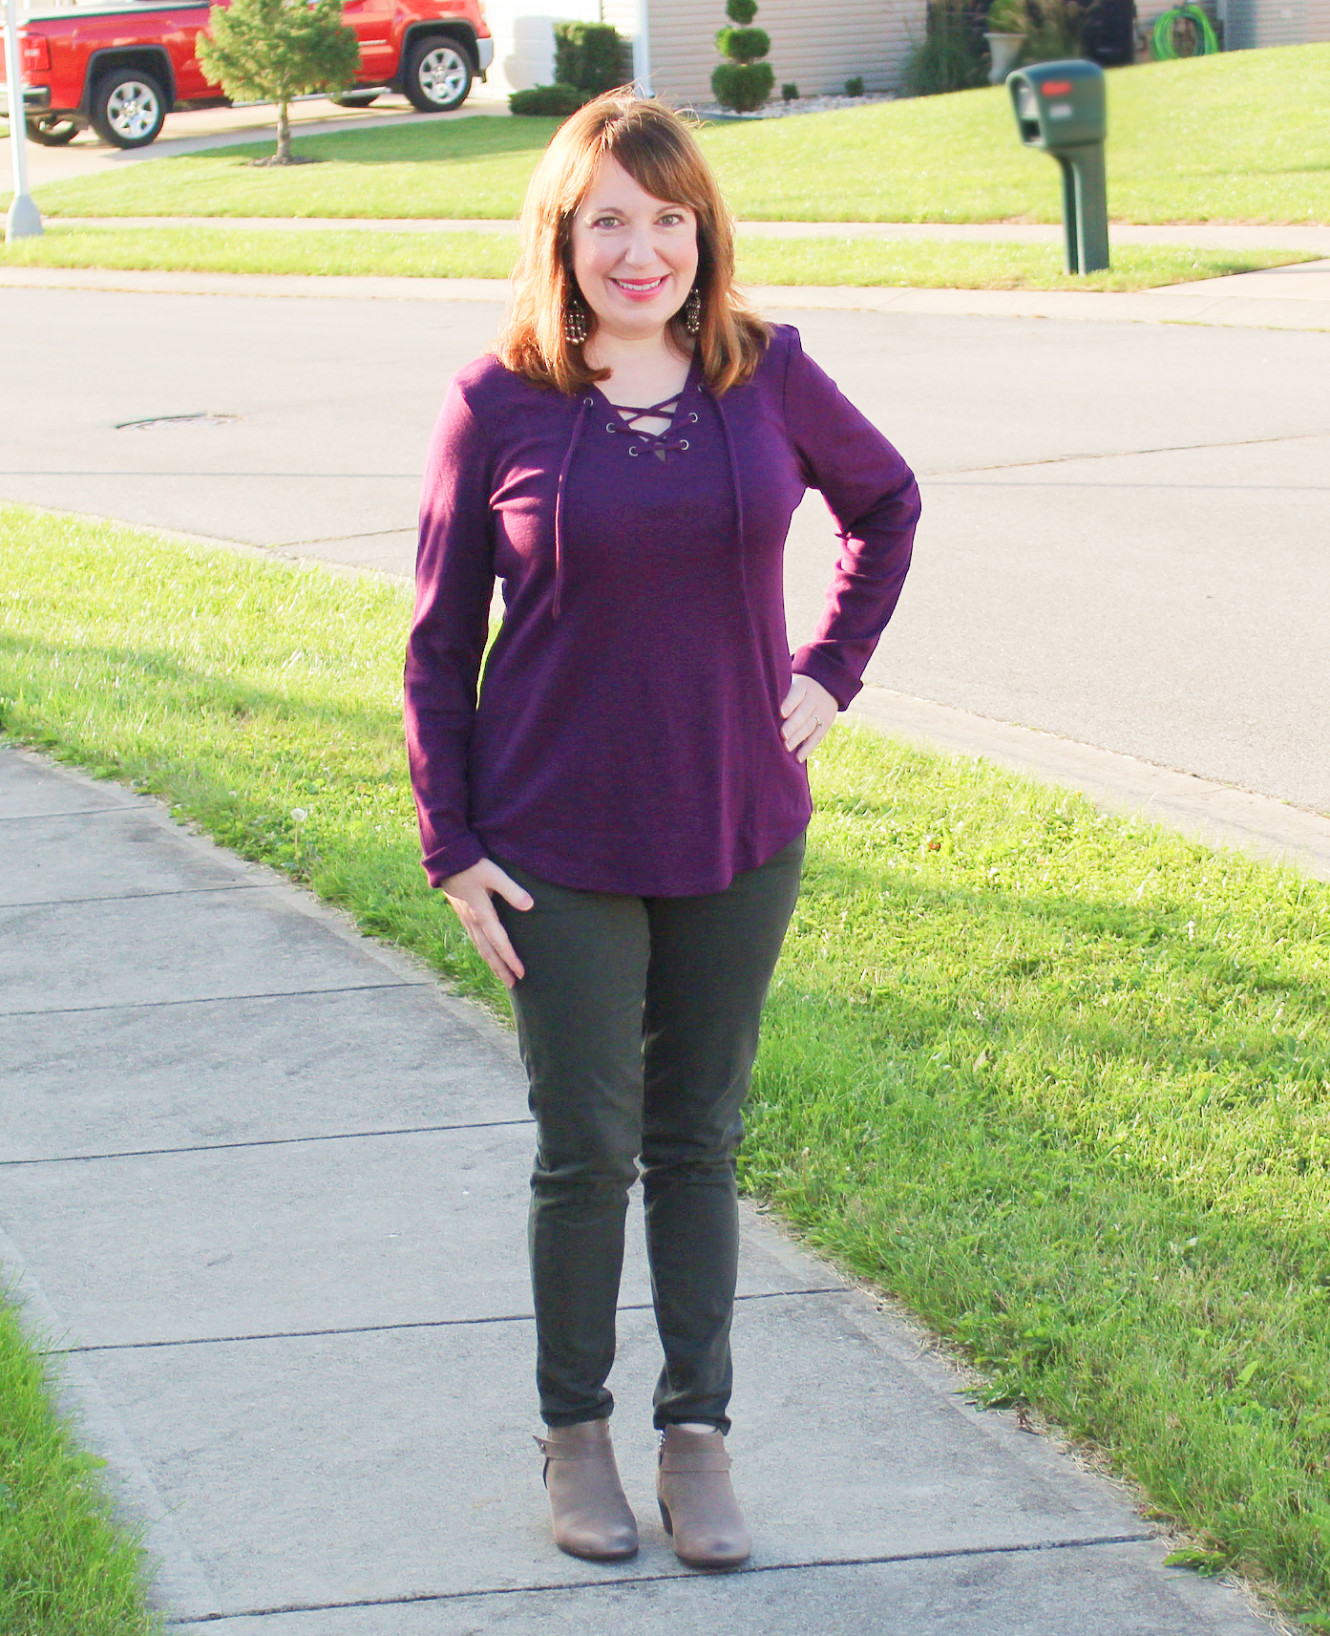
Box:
[509,83,588,117]
[712,0,775,113]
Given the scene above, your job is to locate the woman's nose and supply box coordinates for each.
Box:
[622,223,659,267]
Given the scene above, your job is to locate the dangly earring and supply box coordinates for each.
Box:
[564,292,591,345]
[683,285,702,336]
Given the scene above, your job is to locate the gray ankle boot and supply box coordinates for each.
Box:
[656,1424,751,1570]
[535,1420,639,1562]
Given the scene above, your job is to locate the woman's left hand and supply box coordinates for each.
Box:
[779,674,838,763]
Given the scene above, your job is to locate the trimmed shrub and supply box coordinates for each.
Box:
[711,0,774,112]
[716,25,771,60]
[781,80,799,99]
[845,74,865,94]
[509,83,588,116]
[712,60,775,111]
[553,21,627,96]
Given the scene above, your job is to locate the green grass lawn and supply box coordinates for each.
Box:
[16,46,1330,225]
[0,221,1309,290]
[0,1298,158,1634]
[2,505,1329,1624]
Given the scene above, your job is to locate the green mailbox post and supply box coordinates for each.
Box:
[1007,59,1109,274]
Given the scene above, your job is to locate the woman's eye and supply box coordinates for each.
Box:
[659,212,686,226]
[592,215,622,229]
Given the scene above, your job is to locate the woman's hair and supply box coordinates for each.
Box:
[496,91,769,396]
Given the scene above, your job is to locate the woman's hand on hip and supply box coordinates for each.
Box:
[440,859,533,989]
[780,675,838,763]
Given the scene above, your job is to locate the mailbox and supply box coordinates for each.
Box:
[1007,59,1109,275]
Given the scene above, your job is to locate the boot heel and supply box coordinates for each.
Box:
[658,1497,674,1536]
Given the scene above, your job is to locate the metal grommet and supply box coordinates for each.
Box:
[688,412,698,423]
[583,396,594,407]
[606,423,616,432]
[628,445,640,456]
[678,439,690,450]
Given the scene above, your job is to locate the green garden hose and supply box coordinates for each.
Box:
[1151,3,1220,57]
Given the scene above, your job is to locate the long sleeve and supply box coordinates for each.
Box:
[783,332,921,709]
[403,382,495,887]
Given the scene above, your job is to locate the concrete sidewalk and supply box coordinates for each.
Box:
[0,740,1281,1634]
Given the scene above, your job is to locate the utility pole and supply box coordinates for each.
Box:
[3,0,43,241]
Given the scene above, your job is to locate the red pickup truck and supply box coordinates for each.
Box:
[2,0,492,148]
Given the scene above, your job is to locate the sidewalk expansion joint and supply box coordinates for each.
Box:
[162,1533,1158,1624]
[4,883,269,911]
[0,1117,536,1166]
[58,1291,848,1356]
[0,980,425,1019]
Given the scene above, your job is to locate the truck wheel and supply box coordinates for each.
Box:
[404,38,472,112]
[89,68,166,148]
[26,115,81,146]
[330,90,381,108]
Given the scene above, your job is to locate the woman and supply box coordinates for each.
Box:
[404,91,920,1571]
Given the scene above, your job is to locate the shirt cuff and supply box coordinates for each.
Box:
[791,646,862,711]
[422,831,487,889]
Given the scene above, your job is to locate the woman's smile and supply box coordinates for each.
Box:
[610,274,670,301]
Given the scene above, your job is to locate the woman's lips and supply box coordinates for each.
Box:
[609,275,669,302]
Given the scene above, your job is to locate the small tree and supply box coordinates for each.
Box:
[711,0,774,114]
[197,0,360,165]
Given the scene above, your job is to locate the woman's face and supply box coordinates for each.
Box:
[568,155,699,345]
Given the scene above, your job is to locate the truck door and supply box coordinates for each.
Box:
[173,1,217,99]
[340,0,393,83]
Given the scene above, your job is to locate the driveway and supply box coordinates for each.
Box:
[2,87,510,188]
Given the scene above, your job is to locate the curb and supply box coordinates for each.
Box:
[2,265,1329,329]
[851,686,1330,882]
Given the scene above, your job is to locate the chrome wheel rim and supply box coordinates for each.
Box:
[107,81,160,140]
[417,46,467,105]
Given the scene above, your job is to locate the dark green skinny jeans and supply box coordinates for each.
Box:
[495,836,804,1433]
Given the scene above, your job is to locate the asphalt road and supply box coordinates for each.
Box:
[2,284,1326,813]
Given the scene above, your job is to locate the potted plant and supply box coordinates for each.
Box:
[984,0,1027,82]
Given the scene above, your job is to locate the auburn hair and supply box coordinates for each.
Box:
[496,91,769,396]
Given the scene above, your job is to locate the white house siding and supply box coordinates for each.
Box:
[643,0,928,104]
[1224,0,1330,44]
[481,0,600,92]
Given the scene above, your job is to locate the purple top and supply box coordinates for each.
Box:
[405,323,920,897]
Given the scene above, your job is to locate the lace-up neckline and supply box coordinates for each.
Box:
[600,391,699,461]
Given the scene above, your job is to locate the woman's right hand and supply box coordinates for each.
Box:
[440,859,534,989]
